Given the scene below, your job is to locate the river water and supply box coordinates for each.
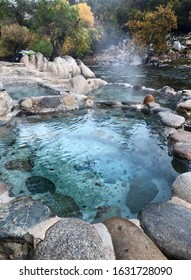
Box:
[1,64,189,222]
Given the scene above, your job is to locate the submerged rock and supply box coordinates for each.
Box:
[4,159,32,172]
[33,218,107,260]
[103,217,166,260]
[42,193,81,218]
[139,202,191,259]
[126,176,158,214]
[25,176,56,194]
[94,205,121,222]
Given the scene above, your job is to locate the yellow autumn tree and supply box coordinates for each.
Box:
[126,4,177,54]
[77,2,94,28]
[62,2,98,56]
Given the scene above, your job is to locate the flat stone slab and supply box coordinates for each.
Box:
[0,196,52,238]
[33,218,107,260]
[172,172,191,203]
[172,142,191,160]
[139,202,191,259]
[157,111,185,128]
[103,217,166,260]
[169,130,191,143]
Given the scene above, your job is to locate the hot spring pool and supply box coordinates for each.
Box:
[0,108,178,222]
[5,82,59,101]
[0,63,183,222]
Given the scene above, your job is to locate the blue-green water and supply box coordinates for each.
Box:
[1,64,187,221]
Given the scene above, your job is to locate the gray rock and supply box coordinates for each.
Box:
[158,86,177,98]
[176,100,191,117]
[4,159,32,172]
[184,119,191,132]
[69,75,88,94]
[40,96,61,108]
[0,90,14,116]
[33,218,106,259]
[0,82,5,91]
[25,176,56,194]
[172,172,191,204]
[103,217,166,260]
[86,78,108,92]
[0,196,52,259]
[172,142,191,160]
[170,130,191,143]
[126,176,158,214]
[93,223,115,259]
[139,202,191,259]
[0,196,52,238]
[169,196,191,211]
[77,59,95,78]
[157,111,185,128]
[20,98,33,110]
[42,193,81,218]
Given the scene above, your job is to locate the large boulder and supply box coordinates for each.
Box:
[172,172,191,203]
[86,78,108,92]
[33,218,108,260]
[63,55,81,77]
[0,90,14,116]
[139,202,191,259]
[176,100,191,118]
[172,142,191,160]
[69,75,88,94]
[77,59,95,78]
[169,130,191,143]
[158,86,177,99]
[103,217,166,260]
[157,111,185,128]
[0,196,53,259]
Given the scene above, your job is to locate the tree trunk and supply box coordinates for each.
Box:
[49,40,62,61]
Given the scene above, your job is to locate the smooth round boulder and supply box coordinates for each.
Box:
[172,172,191,203]
[139,202,191,259]
[172,142,191,160]
[102,217,166,260]
[157,112,185,128]
[33,218,106,260]
[169,130,191,143]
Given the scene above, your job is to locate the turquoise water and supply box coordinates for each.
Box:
[5,83,58,101]
[0,64,184,222]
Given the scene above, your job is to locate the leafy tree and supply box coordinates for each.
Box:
[0,0,37,26]
[1,23,34,54]
[62,2,99,56]
[33,0,80,61]
[126,4,177,54]
[77,2,94,27]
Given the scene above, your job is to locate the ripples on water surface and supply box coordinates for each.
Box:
[0,64,183,221]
